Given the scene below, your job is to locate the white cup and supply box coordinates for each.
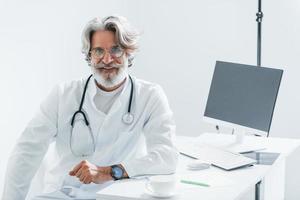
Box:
[145,175,177,196]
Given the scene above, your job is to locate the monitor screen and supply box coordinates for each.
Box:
[204,61,283,133]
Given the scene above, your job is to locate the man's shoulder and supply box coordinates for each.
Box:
[55,78,86,95]
[134,77,161,91]
[133,77,165,96]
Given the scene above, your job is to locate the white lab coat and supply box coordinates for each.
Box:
[2,75,179,200]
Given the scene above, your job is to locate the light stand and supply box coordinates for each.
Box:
[256,0,263,67]
[231,0,264,144]
[216,0,265,143]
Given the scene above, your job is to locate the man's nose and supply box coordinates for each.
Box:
[102,51,114,64]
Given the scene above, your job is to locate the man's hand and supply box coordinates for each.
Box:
[69,160,113,184]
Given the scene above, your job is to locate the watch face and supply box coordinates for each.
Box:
[112,166,123,179]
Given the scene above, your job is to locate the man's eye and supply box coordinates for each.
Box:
[111,46,122,53]
[110,46,123,57]
[95,48,104,55]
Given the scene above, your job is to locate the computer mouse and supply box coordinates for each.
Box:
[187,161,211,170]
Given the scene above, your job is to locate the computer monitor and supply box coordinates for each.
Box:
[203,61,283,138]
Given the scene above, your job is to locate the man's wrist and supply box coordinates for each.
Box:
[96,166,114,182]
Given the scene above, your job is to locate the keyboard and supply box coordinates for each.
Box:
[226,144,266,153]
[179,144,257,171]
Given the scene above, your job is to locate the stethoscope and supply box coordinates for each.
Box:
[70,74,134,157]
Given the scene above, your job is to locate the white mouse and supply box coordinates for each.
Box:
[187,160,211,170]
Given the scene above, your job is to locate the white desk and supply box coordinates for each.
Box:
[96,133,300,200]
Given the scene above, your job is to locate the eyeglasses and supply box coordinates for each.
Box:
[90,46,124,60]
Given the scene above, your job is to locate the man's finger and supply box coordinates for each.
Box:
[70,160,85,175]
[69,164,82,175]
[79,168,91,181]
[79,173,87,182]
[83,176,91,184]
[75,167,84,178]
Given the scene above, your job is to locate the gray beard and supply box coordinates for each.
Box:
[91,59,128,89]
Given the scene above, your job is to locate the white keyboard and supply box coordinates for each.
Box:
[180,145,257,171]
[226,144,266,153]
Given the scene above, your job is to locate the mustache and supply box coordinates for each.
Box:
[93,62,120,69]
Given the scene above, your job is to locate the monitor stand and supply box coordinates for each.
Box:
[224,129,266,153]
[235,129,246,144]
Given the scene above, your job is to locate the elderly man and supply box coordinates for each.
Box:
[2,16,178,200]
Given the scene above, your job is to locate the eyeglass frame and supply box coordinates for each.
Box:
[89,45,125,60]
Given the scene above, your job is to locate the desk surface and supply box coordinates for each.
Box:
[177,133,300,156]
[96,133,300,200]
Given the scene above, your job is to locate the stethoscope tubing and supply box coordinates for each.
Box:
[70,74,134,157]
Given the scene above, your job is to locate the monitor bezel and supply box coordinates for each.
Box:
[202,60,283,137]
[203,115,268,137]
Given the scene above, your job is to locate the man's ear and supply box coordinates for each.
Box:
[124,50,135,68]
[125,48,135,55]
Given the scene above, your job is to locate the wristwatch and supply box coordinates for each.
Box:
[111,165,124,180]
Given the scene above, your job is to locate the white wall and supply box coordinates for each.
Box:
[1,0,299,199]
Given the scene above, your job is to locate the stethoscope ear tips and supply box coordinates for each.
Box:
[122,113,134,125]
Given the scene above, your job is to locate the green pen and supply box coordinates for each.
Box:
[180,179,210,187]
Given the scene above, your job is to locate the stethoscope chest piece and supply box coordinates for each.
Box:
[122,112,134,125]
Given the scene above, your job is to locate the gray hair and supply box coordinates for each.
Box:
[81,15,139,67]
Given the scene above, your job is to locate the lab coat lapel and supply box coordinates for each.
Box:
[82,75,130,142]
[83,76,106,138]
[91,76,131,163]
